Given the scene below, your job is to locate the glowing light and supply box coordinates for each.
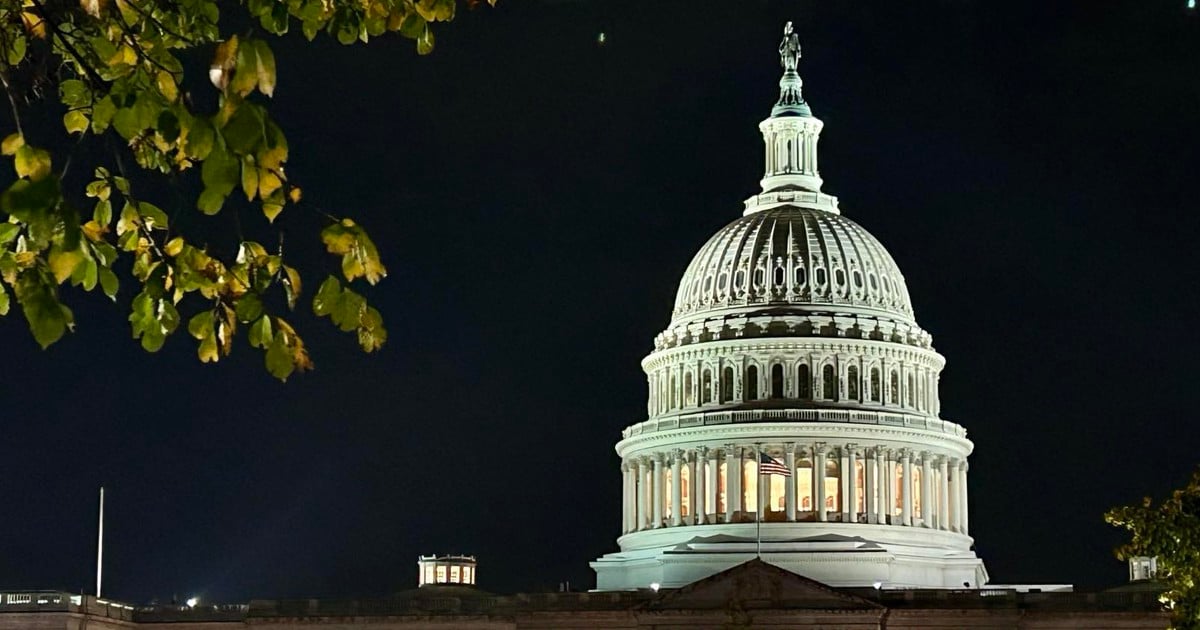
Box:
[597,32,606,45]
[873,581,883,589]
[185,597,199,608]
[649,582,660,592]
[1190,0,1196,8]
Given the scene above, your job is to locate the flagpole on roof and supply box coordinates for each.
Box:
[755,444,763,559]
[96,486,104,597]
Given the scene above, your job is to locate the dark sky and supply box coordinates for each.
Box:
[2,1,1198,602]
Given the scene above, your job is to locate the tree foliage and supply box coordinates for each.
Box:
[0,0,492,379]
[1106,467,1200,629]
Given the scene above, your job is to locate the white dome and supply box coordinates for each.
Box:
[671,206,915,328]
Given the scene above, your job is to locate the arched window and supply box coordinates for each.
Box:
[847,365,860,401]
[798,364,812,399]
[701,369,713,404]
[907,374,915,407]
[870,367,881,402]
[669,373,677,409]
[770,364,784,399]
[720,366,734,403]
[890,371,900,404]
[893,463,903,516]
[796,459,813,512]
[684,372,694,407]
[822,364,837,400]
[745,365,759,400]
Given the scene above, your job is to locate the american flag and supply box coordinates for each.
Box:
[758,452,792,477]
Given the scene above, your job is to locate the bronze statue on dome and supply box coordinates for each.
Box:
[780,21,801,72]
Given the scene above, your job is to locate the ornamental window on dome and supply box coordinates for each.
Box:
[847,365,860,401]
[701,369,712,404]
[821,364,837,400]
[745,365,760,400]
[798,364,812,399]
[720,366,734,403]
[890,371,900,404]
[770,364,784,398]
[870,367,881,402]
[907,374,915,407]
[684,371,694,407]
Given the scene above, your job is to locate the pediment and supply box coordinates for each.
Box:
[650,559,882,611]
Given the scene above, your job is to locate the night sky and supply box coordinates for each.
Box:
[2,1,1198,602]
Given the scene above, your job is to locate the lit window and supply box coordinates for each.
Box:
[450,566,461,584]
[436,566,447,583]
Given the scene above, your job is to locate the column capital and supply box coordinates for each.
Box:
[653,452,665,465]
[899,449,912,462]
[813,442,828,455]
[785,442,796,454]
[697,445,709,459]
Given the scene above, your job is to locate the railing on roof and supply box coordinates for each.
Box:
[623,408,967,439]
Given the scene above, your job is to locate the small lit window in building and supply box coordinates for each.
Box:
[680,465,690,517]
[797,461,813,511]
[771,472,786,511]
[855,461,866,514]
[436,566,447,583]
[912,467,922,519]
[743,459,758,513]
[664,468,673,519]
[825,459,841,512]
[894,464,904,515]
[717,462,728,514]
[450,566,461,584]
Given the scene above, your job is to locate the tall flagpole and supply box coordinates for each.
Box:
[96,486,104,597]
[755,445,763,559]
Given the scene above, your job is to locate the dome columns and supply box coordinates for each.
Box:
[618,441,972,540]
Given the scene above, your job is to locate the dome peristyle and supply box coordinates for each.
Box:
[671,206,915,328]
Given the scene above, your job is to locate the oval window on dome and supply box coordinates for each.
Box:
[815,268,827,286]
[718,272,729,292]
[794,267,807,287]
[734,270,746,292]
[853,271,863,289]
[754,268,765,287]
[869,273,878,291]
[881,275,891,294]
[834,269,846,286]
[773,266,785,287]
[704,275,714,293]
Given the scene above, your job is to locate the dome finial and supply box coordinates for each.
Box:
[773,21,812,117]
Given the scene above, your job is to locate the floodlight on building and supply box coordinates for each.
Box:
[185,597,198,608]
[873,582,883,590]
[649,582,660,592]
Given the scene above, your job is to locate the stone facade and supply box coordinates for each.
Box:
[0,561,1167,629]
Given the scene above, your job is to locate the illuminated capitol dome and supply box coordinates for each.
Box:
[591,24,988,591]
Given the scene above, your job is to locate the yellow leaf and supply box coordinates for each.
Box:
[21,11,46,39]
[258,169,282,197]
[241,160,259,200]
[2,133,24,155]
[80,0,107,18]
[63,110,89,134]
[164,236,184,257]
[262,198,284,223]
[82,220,107,242]
[287,186,302,203]
[108,44,136,66]
[49,247,84,284]
[156,70,178,102]
[210,36,239,91]
[14,145,52,181]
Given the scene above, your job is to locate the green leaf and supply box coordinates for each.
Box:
[98,266,119,300]
[265,335,294,381]
[63,110,90,135]
[15,273,74,349]
[248,315,273,348]
[184,117,215,160]
[59,80,90,108]
[14,145,52,181]
[234,293,264,322]
[188,310,214,339]
[5,35,25,66]
[197,188,226,215]
[282,265,302,310]
[253,40,277,97]
[92,97,117,133]
[137,201,169,230]
[231,39,260,97]
[1,133,24,155]
[0,283,9,316]
[313,275,341,316]
[241,157,259,200]
[0,223,19,247]
[223,104,265,154]
[93,199,113,226]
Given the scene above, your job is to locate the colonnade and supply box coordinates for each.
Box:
[620,443,969,537]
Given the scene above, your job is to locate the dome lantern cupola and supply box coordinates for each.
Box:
[749,22,838,215]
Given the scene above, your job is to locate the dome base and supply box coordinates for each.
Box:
[591,522,987,591]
